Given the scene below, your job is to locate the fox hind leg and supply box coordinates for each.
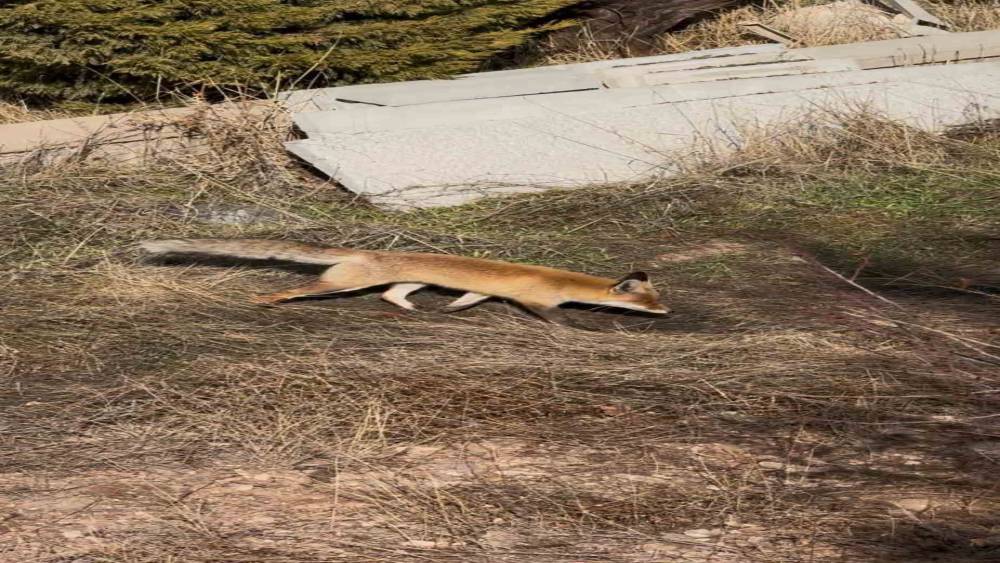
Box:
[253,263,377,305]
[381,283,426,311]
[252,280,369,305]
[442,292,491,312]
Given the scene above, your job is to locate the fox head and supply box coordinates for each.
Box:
[598,272,670,315]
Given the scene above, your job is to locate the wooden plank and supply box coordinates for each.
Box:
[873,0,948,28]
[738,21,797,45]
[793,29,1000,68]
[0,101,274,159]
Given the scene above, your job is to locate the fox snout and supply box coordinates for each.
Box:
[604,271,671,315]
[648,303,671,315]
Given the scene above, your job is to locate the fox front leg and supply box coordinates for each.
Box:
[519,302,589,328]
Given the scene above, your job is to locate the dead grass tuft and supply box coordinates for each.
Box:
[764,1,916,46]
[930,0,1000,32]
[545,0,1000,63]
[678,105,982,174]
[0,101,71,124]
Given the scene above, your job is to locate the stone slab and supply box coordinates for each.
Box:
[280,31,1000,114]
[457,43,787,77]
[794,29,1000,68]
[290,61,985,136]
[280,44,788,112]
[285,61,1000,209]
[601,59,862,88]
[281,73,601,110]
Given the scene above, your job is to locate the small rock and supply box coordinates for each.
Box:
[248,515,277,525]
[482,529,520,548]
[61,529,85,539]
[641,542,680,554]
[971,535,1000,547]
[684,528,723,539]
[597,404,633,417]
[405,540,438,549]
[230,483,254,492]
[178,203,281,226]
[252,473,272,482]
[892,498,931,513]
[758,461,785,470]
[724,514,742,527]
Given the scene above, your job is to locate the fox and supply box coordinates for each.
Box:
[139,239,670,323]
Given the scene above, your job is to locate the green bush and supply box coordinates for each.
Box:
[0,0,577,104]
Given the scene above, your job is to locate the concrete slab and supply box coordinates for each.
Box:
[285,61,1000,209]
[794,29,1000,67]
[281,31,1000,114]
[280,93,372,113]
[280,44,788,112]
[600,59,861,88]
[281,72,601,110]
[291,61,990,136]
[457,43,787,77]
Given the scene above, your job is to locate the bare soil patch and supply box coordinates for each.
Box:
[2,104,998,562]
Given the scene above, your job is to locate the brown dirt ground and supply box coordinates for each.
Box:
[2,104,999,562]
[3,237,998,562]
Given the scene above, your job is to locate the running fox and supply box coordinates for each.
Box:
[140,239,670,322]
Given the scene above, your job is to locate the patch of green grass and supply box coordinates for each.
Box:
[797,171,998,220]
[712,167,1000,286]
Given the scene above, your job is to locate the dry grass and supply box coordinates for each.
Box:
[544,0,1000,64]
[0,101,70,124]
[0,100,140,124]
[931,0,1000,32]
[1,102,999,561]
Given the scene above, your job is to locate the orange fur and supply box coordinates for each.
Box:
[140,239,670,321]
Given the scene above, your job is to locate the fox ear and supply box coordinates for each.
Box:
[611,272,650,294]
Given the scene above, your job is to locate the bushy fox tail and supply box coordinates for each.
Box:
[139,239,358,265]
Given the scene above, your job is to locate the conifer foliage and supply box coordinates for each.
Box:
[0,0,577,104]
